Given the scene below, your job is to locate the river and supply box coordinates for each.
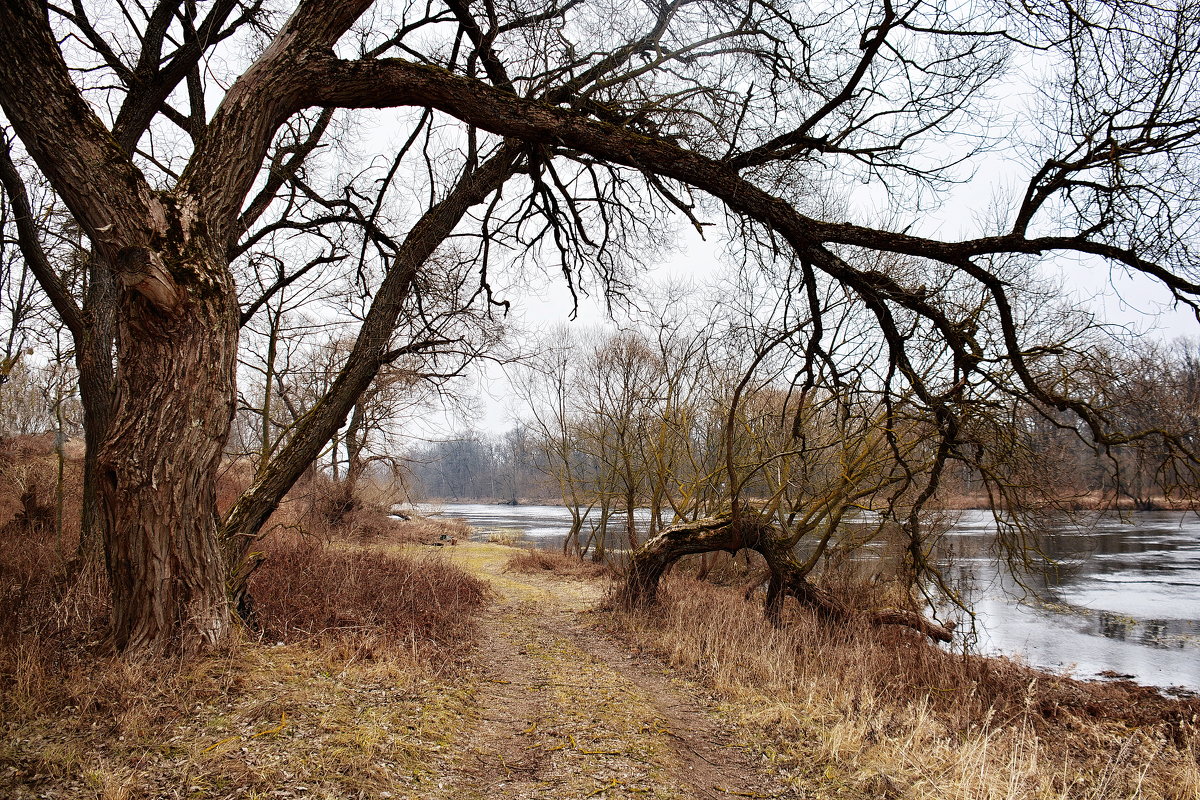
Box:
[419,503,1200,692]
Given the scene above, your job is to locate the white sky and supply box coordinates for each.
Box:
[415,151,1200,441]
[423,215,1199,439]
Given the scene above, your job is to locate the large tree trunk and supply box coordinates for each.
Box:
[98,247,239,654]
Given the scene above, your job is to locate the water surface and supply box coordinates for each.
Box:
[941,511,1200,692]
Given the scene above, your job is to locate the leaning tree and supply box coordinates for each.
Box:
[1,0,1198,653]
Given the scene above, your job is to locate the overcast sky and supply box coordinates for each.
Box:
[420,213,1199,440]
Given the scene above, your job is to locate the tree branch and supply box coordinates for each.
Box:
[0,134,85,340]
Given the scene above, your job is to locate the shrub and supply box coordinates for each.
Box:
[249,532,490,658]
[0,434,82,539]
[505,548,615,579]
[0,526,108,720]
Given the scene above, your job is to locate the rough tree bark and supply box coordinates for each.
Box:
[0,0,374,652]
[0,2,244,651]
[100,240,239,652]
[619,513,955,643]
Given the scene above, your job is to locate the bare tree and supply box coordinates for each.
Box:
[2,0,1199,653]
[514,325,596,554]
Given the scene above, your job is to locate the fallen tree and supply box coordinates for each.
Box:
[620,512,956,643]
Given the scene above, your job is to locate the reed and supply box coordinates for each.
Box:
[608,575,1200,800]
[505,547,616,579]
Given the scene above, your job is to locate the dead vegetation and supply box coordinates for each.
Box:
[504,548,615,579]
[249,531,490,652]
[0,451,490,799]
[5,439,1199,798]
[398,515,473,545]
[0,433,83,544]
[605,575,1200,799]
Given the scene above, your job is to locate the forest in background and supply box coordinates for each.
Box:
[7,258,1200,566]
[408,321,1200,534]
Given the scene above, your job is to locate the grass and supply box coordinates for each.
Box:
[504,547,615,579]
[5,444,1198,799]
[396,515,473,545]
[604,575,1200,800]
[249,530,490,655]
[484,529,521,546]
[0,471,491,799]
[2,635,478,799]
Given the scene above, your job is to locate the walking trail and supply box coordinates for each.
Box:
[426,542,796,800]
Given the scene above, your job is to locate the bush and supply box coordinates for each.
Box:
[0,527,108,720]
[249,533,491,657]
[0,434,82,538]
[225,467,432,546]
[505,548,615,579]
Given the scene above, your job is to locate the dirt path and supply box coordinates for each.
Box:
[424,543,796,800]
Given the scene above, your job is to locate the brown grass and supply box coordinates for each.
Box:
[0,459,493,799]
[396,514,473,544]
[606,576,1200,800]
[504,547,615,579]
[0,433,83,541]
[1,630,478,799]
[249,531,490,656]
[218,462,437,547]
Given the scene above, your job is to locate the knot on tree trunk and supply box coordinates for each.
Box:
[115,245,183,311]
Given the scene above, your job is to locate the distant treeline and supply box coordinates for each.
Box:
[408,321,1200,562]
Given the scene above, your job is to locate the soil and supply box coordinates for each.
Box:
[426,542,797,799]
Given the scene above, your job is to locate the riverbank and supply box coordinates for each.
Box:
[412,494,1200,512]
[428,502,1200,691]
[3,529,1197,798]
[433,542,1200,798]
[408,525,1200,798]
[603,573,1200,799]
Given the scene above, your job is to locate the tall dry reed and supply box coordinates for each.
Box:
[610,576,1200,800]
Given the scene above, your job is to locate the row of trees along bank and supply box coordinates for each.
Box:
[2,0,1200,653]
[412,312,1200,573]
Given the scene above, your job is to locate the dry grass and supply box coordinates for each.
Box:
[397,514,472,544]
[249,530,490,656]
[606,576,1200,800]
[505,547,615,580]
[218,465,427,547]
[0,470,491,799]
[1,634,478,799]
[0,434,84,554]
[485,529,521,545]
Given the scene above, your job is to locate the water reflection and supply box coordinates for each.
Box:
[1099,612,1131,642]
[940,511,1200,690]
[419,503,1200,691]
